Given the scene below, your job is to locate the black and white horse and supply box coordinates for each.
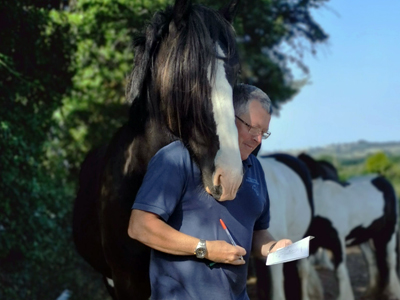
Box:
[299,153,400,300]
[254,153,323,300]
[73,0,243,298]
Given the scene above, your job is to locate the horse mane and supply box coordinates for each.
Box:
[126,4,238,138]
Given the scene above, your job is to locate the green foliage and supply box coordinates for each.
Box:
[0,1,104,299]
[53,0,168,178]
[365,151,392,175]
[316,152,400,198]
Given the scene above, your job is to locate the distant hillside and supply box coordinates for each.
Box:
[262,140,400,197]
[263,140,400,161]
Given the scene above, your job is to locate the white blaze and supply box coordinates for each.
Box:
[208,44,242,200]
[106,277,115,287]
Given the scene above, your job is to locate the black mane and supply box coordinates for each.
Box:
[126,4,238,138]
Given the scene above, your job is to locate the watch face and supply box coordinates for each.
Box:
[196,248,206,258]
[195,240,207,258]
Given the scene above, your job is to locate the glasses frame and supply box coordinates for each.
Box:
[235,115,271,140]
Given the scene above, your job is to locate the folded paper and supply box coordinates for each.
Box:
[266,236,314,266]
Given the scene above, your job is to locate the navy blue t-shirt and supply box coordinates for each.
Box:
[133,141,270,300]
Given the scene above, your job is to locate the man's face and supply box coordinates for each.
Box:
[236,100,271,160]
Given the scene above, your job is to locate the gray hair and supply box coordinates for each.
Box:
[233,84,272,116]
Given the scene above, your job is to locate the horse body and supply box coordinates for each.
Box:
[299,153,400,300]
[73,1,243,299]
[254,154,323,300]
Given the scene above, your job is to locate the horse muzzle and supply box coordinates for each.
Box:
[205,171,243,201]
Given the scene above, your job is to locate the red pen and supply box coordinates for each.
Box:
[220,219,243,260]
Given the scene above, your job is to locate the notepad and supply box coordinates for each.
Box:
[266,236,314,266]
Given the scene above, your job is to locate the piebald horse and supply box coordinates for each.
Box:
[299,153,400,300]
[73,0,243,298]
[254,153,323,300]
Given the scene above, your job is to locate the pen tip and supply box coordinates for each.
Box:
[219,219,227,230]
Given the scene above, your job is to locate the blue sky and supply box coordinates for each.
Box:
[262,0,400,153]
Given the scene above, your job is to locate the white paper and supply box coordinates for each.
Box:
[266,236,314,266]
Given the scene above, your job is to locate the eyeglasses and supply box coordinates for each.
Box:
[235,115,271,140]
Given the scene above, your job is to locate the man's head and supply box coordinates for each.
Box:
[233,84,272,160]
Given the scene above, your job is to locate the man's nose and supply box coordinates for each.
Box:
[252,134,262,144]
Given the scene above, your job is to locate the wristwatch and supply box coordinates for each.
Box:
[194,239,207,259]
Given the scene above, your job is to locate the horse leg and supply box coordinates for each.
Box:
[283,261,302,300]
[102,234,151,299]
[297,259,323,300]
[334,242,355,300]
[271,264,285,300]
[258,262,285,300]
[312,248,334,271]
[373,232,400,300]
[359,241,380,298]
[111,263,151,300]
[254,257,285,300]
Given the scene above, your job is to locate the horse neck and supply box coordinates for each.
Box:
[125,107,175,165]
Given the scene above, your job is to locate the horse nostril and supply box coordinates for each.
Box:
[211,185,223,200]
[215,174,222,187]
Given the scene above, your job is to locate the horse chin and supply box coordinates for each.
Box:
[206,185,236,202]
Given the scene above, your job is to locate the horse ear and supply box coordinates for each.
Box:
[219,0,240,23]
[172,0,192,30]
[298,153,322,179]
[126,35,153,104]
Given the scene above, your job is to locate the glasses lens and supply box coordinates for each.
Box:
[248,127,261,136]
[262,132,271,140]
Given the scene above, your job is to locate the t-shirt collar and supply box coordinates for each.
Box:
[242,155,253,171]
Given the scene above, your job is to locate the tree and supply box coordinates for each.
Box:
[0,1,85,298]
[52,0,168,178]
[204,0,329,109]
[365,152,392,175]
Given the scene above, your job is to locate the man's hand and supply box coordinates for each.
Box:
[206,240,246,265]
[268,239,292,254]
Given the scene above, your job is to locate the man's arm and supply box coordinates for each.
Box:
[252,229,292,258]
[128,209,246,265]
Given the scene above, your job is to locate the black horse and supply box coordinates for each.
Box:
[73,0,243,298]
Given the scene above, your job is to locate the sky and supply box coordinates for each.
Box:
[262,0,400,153]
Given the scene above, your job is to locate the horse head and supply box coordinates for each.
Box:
[127,0,243,201]
[298,153,340,181]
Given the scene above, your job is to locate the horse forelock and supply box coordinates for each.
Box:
[151,4,237,138]
[126,7,174,110]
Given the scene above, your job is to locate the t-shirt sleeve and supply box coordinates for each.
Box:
[132,143,188,222]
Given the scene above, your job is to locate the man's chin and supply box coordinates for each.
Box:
[240,151,251,161]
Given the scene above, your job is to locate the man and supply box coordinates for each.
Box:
[128,84,292,299]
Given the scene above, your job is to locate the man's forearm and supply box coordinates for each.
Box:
[252,229,292,257]
[252,229,276,257]
[128,209,247,265]
[128,209,199,256]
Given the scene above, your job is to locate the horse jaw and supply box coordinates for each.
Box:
[208,44,243,201]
